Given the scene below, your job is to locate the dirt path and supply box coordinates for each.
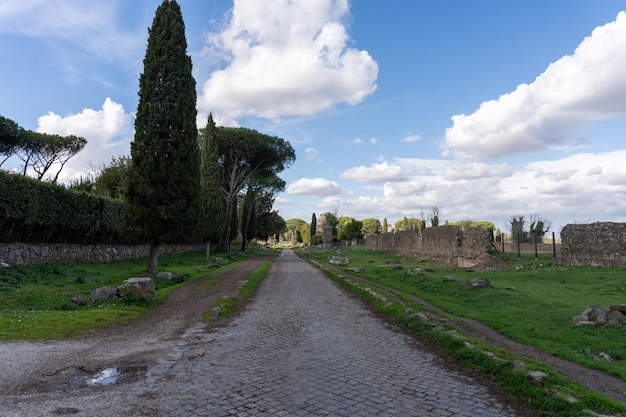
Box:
[0,255,270,396]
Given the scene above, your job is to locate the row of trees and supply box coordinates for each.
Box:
[0,1,292,272]
[509,214,551,258]
[125,0,295,272]
[0,115,86,182]
[285,213,384,245]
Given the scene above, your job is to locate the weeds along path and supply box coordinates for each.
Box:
[312,258,626,406]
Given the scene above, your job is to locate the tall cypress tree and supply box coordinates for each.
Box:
[125,0,200,274]
[200,113,224,261]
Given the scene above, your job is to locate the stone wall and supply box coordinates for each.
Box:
[365,225,494,269]
[0,242,205,266]
[558,222,626,266]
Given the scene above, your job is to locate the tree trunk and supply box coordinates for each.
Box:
[148,243,160,274]
[205,240,211,262]
[217,198,233,253]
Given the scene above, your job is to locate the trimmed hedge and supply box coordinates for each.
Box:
[0,171,127,244]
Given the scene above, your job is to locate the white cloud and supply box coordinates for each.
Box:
[197,0,378,123]
[0,1,144,64]
[316,150,626,231]
[36,97,133,182]
[401,134,421,143]
[443,162,514,181]
[305,147,319,160]
[341,161,409,183]
[353,137,377,145]
[286,177,343,196]
[443,11,626,160]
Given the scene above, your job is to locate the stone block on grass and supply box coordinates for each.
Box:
[121,278,155,300]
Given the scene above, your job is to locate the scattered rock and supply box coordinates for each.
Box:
[527,370,548,385]
[512,361,527,373]
[573,304,626,326]
[513,360,548,384]
[89,286,120,303]
[155,272,173,280]
[392,264,403,270]
[70,295,88,306]
[416,312,430,322]
[596,352,613,361]
[407,268,422,275]
[0,261,10,268]
[442,276,455,282]
[460,278,491,288]
[347,266,365,273]
[214,257,223,264]
[121,278,155,300]
[330,256,349,266]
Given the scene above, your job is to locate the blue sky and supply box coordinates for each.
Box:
[2,1,626,235]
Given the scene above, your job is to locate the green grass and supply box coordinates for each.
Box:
[206,260,274,321]
[300,246,626,380]
[298,246,626,417]
[0,249,269,340]
[239,260,272,298]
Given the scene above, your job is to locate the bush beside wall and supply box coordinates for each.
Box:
[0,171,126,244]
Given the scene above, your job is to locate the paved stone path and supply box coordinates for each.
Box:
[118,249,524,416]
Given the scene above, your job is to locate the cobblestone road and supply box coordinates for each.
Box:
[120,249,525,416]
[4,249,530,416]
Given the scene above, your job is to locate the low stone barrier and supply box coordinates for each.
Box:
[0,242,204,266]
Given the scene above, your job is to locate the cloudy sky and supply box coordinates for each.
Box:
[1,0,626,235]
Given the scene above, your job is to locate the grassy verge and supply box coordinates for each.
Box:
[0,249,270,340]
[207,260,273,320]
[296,246,626,417]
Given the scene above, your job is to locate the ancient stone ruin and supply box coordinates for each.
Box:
[572,304,626,326]
[366,225,495,270]
[558,222,626,267]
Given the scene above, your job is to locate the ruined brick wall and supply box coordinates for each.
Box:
[366,226,493,269]
[393,230,422,257]
[0,243,205,266]
[421,226,461,265]
[558,222,626,266]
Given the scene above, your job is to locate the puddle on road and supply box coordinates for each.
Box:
[86,365,148,386]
